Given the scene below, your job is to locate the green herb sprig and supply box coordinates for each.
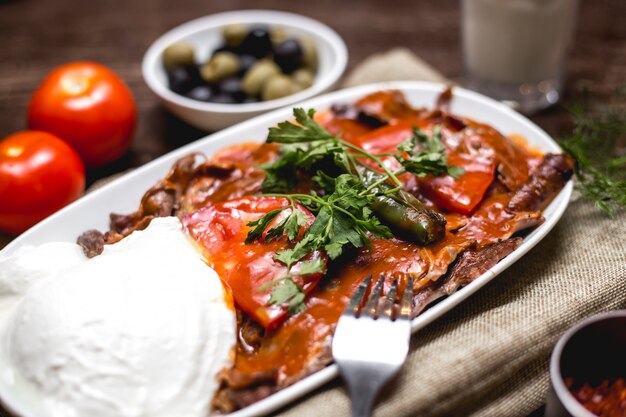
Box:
[261,108,462,194]
[558,93,626,217]
[257,258,326,315]
[249,108,461,313]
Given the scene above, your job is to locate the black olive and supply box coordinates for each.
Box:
[273,39,303,74]
[213,42,238,55]
[167,66,200,95]
[239,26,272,58]
[210,94,237,104]
[218,77,246,102]
[186,85,213,102]
[238,54,257,76]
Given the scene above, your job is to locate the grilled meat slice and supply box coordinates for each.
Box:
[410,237,523,318]
[76,229,105,258]
[442,237,523,295]
[212,368,279,414]
[508,153,574,212]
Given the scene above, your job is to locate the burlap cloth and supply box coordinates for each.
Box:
[268,48,626,417]
[0,49,623,417]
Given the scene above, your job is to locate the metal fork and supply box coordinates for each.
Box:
[332,274,414,417]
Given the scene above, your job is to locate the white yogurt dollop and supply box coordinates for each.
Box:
[0,217,236,417]
[0,242,86,326]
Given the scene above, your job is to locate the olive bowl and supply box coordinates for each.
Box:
[545,310,626,417]
[142,10,348,131]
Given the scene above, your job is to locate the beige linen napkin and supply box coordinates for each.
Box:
[342,48,450,87]
[268,49,626,416]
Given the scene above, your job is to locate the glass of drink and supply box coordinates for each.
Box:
[461,0,579,114]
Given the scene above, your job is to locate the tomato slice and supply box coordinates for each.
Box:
[183,196,326,329]
[348,120,414,154]
[347,120,415,177]
[418,129,497,215]
[418,153,495,215]
[347,120,497,215]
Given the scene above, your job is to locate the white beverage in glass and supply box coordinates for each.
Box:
[462,0,579,114]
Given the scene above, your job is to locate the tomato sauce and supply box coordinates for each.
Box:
[182,91,546,397]
[184,196,326,330]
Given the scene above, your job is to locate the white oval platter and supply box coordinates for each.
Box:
[0,81,572,417]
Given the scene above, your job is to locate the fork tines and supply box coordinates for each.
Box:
[332,274,415,417]
[345,274,414,320]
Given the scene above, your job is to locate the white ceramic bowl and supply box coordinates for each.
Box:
[142,10,348,131]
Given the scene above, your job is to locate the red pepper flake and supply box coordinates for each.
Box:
[565,377,626,417]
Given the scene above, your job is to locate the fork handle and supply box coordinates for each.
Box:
[345,375,383,417]
[350,392,376,417]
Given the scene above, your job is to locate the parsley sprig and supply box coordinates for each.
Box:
[399,125,466,179]
[261,108,461,193]
[257,258,326,315]
[248,174,392,268]
[249,108,462,314]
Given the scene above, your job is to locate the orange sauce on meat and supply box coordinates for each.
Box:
[186,93,544,393]
[233,238,427,384]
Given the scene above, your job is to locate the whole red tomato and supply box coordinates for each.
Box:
[0,131,86,236]
[27,62,137,168]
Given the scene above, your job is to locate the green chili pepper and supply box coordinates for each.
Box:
[363,171,446,245]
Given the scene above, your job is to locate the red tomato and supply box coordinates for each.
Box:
[418,152,496,215]
[0,131,85,235]
[184,196,327,329]
[27,62,137,168]
[349,120,497,215]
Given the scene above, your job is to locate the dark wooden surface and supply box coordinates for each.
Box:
[0,0,624,262]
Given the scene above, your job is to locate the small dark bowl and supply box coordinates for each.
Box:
[545,310,626,417]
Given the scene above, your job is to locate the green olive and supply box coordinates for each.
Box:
[262,74,297,101]
[291,68,315,89]
[300,37,318,69]
[200,52,240,83]
[162,42,195,69]
[222,24,248,47]
[242,60,280,96]
[270,27,289,46]
[290,81,304,94]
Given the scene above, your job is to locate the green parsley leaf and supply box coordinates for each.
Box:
[267,108,336,144]
[269,175,393,266]
[297,257,326,275]
[282,208,308,240]
[399,126,464,178]
[266,277,306,315]
[245,208,286,244]
[312,170,337,193]
[447,165,466,178]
